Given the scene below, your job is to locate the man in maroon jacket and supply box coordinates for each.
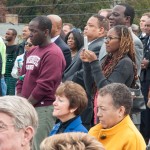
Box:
[16,16,66,150]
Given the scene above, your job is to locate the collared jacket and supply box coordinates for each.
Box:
[140,36,150,81]
[49,116,88,136]
[89,115,146,150]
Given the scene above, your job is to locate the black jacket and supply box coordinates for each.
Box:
[140,36,150,81]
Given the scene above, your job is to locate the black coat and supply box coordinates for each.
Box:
[140,36,150,81]
[63,37,105,88]
[54,37,71,69]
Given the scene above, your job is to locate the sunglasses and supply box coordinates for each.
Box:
[25,42,33,47]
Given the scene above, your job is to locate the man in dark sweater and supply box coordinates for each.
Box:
[16,16,66,150]
[5,28,19,95]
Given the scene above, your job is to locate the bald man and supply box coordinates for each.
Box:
[47,15,71,69]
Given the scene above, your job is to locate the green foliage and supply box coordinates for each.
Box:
[124,0,150,24]
[4,0,150,29]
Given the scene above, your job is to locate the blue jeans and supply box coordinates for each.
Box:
[1,77,7,96]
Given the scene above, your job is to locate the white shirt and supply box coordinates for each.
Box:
[51,35,60,43]
[11,54,24,79]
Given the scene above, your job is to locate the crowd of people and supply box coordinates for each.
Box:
[0,2,150,150]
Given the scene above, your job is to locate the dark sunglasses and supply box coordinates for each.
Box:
[25,42,33,47]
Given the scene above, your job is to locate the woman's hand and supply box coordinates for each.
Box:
[80,49,97,63]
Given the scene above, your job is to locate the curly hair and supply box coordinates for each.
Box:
[40,132,105,150]
[99,83,133,115]
[101,25,137,86]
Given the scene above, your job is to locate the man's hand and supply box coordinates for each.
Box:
[28,95,38,105]
[16,93,22,97]
[141,58,149,69]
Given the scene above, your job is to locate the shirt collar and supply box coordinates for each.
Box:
[88,38,98,45]
[51,35,60,42]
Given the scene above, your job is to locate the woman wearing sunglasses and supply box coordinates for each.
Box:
[11,37,35,79]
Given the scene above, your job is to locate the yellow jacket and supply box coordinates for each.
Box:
[88,115,146,150]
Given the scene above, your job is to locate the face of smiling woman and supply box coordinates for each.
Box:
[67,33,76,50]
[53,95,76,122]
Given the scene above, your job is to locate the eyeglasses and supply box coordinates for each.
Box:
[25,42,33,47]
[0,121,14,132]
[105,36,120,42]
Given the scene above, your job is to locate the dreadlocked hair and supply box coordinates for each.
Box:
[101,25,137,87]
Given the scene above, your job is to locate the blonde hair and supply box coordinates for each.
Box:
[40,132,105,150]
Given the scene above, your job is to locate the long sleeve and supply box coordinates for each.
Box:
[17,43,66,107]
[63,38,104,87]
[11,54,24,79]
[31,53,65,102]
[16,53,27,94]
[90,56,134,89]
[131,31,143,76]
[83,62,95,99]
[88,115,146,150]
[0,37,6,74]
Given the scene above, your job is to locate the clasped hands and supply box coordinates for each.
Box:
[80,48,97,63]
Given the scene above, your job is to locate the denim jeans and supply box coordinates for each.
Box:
[1,77,7,96]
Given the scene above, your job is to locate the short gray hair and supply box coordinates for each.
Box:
[0,96,38,131]
[99,83,133,115]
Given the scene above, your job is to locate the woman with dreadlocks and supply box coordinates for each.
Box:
[80,25,137,124]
